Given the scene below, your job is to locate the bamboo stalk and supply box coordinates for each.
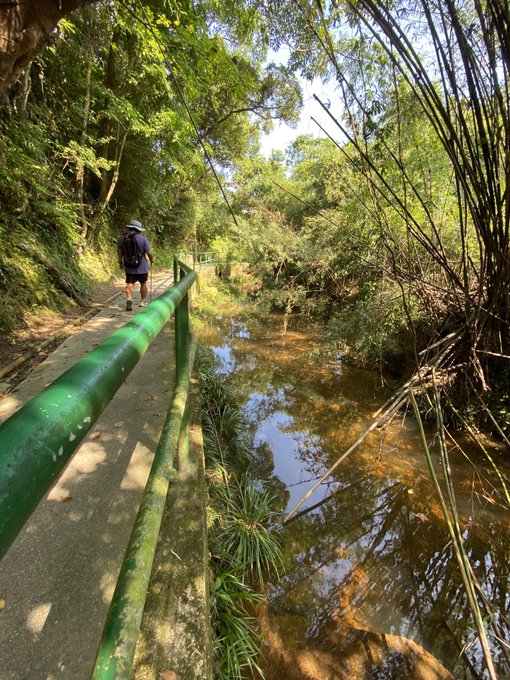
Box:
[283,406,398,524]
[411,386,497,680]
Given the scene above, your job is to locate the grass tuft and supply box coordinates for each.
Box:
[198,345,284,679]
[216,478,283,584]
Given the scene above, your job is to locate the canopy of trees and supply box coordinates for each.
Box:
[0,1,509,678]
[0,0,301,331]
[1,0,508,464]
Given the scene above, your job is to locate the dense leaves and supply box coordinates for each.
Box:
[223,0,510,439]
[0,0,301,329]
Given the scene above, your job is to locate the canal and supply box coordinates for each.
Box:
[198,303,510,680]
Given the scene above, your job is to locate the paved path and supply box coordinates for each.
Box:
[0,270,188,679]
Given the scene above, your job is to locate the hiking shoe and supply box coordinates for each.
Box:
[139,300,147,307]
[126,300,133,311]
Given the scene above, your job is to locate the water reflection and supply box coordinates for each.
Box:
[199,308,510,679]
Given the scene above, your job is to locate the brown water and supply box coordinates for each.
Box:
[198,305,510,680]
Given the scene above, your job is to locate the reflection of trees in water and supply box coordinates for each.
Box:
[245,390,287,425]
[251,441,290,513]
[214,311,389,411]
[200,312,509,679]
[275,478,509,679]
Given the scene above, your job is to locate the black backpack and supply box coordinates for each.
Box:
[122,232,142,267]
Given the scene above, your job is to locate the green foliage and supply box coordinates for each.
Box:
[209,236,240,263]
[0,221,92,333]
[191,282,232,326]
[215,478,283,583]
[225,94,466,369]
[325,280,421,367]
[210,569,264,679]
[0,0,303,332]
[198,345,284,678]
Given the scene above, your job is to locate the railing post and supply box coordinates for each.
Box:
[177,391,191,470]
[176,263,190,467]
[173,256,178,285]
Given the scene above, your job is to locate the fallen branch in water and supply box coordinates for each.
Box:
[283,329,463,524]
[283,330,492,524]
[283,389,405,524]
[282,322,506,676]
[411,381,498,680]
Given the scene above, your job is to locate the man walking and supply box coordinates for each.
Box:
[117,219,154,311]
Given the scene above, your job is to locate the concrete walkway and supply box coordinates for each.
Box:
[0,271,212,680]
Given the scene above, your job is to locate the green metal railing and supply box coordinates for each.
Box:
[175,251,216,270]
[91,258,196,679]
[0,256,208,678]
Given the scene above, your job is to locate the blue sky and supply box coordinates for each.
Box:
[259,66,344,157]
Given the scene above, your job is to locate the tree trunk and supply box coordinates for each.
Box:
[99,126,129,212]
[77,50,93,240]
[97,29,118,210]
[0,0,99,97]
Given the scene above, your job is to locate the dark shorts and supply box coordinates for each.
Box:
[125,273,148,284]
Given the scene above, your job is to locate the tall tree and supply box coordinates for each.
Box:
[250,0,510,424]
[0,0,100,96]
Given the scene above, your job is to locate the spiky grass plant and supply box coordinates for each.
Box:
[198,344,284,679]
[215,478,283,584]
[206,461,231,506]
[202,405,251,469]
[210,569,264,679]
[198,346,251,473]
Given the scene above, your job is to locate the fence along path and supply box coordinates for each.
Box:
[0,267,212,680]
